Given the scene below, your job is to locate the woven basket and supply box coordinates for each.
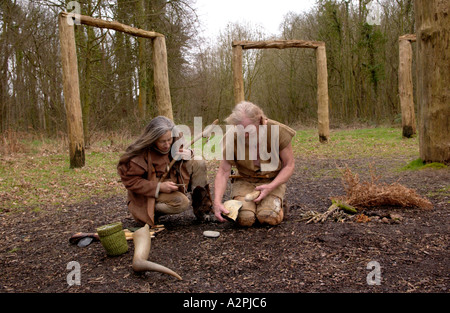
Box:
[96,222,128,256]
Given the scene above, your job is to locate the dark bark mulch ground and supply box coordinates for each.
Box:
[1,158,448,293]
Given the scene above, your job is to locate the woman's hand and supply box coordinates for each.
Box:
[160,181,179,193]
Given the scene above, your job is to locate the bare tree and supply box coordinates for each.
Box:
[415,0,450,163]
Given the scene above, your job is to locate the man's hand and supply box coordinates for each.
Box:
[213,202,229,222]
[160,181,179,193]
[250,144,295,203]
[253,184,275,203]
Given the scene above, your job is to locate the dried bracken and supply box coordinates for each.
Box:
[336,165,433,210]
[355,213,371,223]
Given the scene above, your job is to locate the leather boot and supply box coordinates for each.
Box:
[192,184,213,221]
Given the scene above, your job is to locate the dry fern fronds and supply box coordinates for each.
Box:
[337,164,433,210]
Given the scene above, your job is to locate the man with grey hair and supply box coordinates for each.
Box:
[213,101,296,226]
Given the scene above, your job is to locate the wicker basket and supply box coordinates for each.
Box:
[96,222,128,256]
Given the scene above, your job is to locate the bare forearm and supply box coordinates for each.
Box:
[269,144,295,189]
[269,162,294,188]
[214,170,229,204]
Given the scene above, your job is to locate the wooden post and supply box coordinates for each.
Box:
[398,38,416,138]
[316,45,330,143]
[415,0,450,163]
[58,13,85,168]
[232,45,245,104]
[152,36,173,120]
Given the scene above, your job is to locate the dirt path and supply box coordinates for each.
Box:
[1,158,448,293]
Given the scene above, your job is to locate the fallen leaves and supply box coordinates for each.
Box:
[355,213,371,223]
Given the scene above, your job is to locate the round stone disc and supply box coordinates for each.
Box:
[203,230,220,238]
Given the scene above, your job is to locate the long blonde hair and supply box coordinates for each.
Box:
[225,101,266,125]
[119,116,174,164]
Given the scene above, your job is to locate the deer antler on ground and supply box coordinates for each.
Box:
[132,224,182,280]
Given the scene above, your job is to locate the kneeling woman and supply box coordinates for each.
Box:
[118,116,212,226]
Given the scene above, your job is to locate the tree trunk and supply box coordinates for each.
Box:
[58,13,85,168]
[82,20,95,147]
[316,45,330,143]
[415,0,450,163]
[136,0,148,117]
[138,37,147,117]
[398,38,416,138]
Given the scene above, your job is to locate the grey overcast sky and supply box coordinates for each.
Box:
[194,0,316,39]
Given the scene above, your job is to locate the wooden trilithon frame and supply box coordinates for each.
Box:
[231,40,330,143]
[58,12,173,168]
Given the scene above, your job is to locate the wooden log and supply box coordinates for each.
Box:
[415,0,450,163]
[232,45,245,104]
[61,12,163,38]
[232,40,325,50]
[398,39,416,138]
[316,45,330,143]
[399,34,417,42]
[58,13,85,168]
[152,36,174,120]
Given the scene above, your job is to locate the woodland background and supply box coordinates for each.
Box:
[1,0,415,144]
[1,1,449,294]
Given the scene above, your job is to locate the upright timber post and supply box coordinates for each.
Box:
[58,13,85,168]
[316,44,330,143]
[152,36,173,120]
[398,34,417,138]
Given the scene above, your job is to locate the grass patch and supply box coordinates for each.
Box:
[401,158,448,171]
[0,127,421,213]
[0,144,125,213]
[427,185,450,198]
[292,127,419,160]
